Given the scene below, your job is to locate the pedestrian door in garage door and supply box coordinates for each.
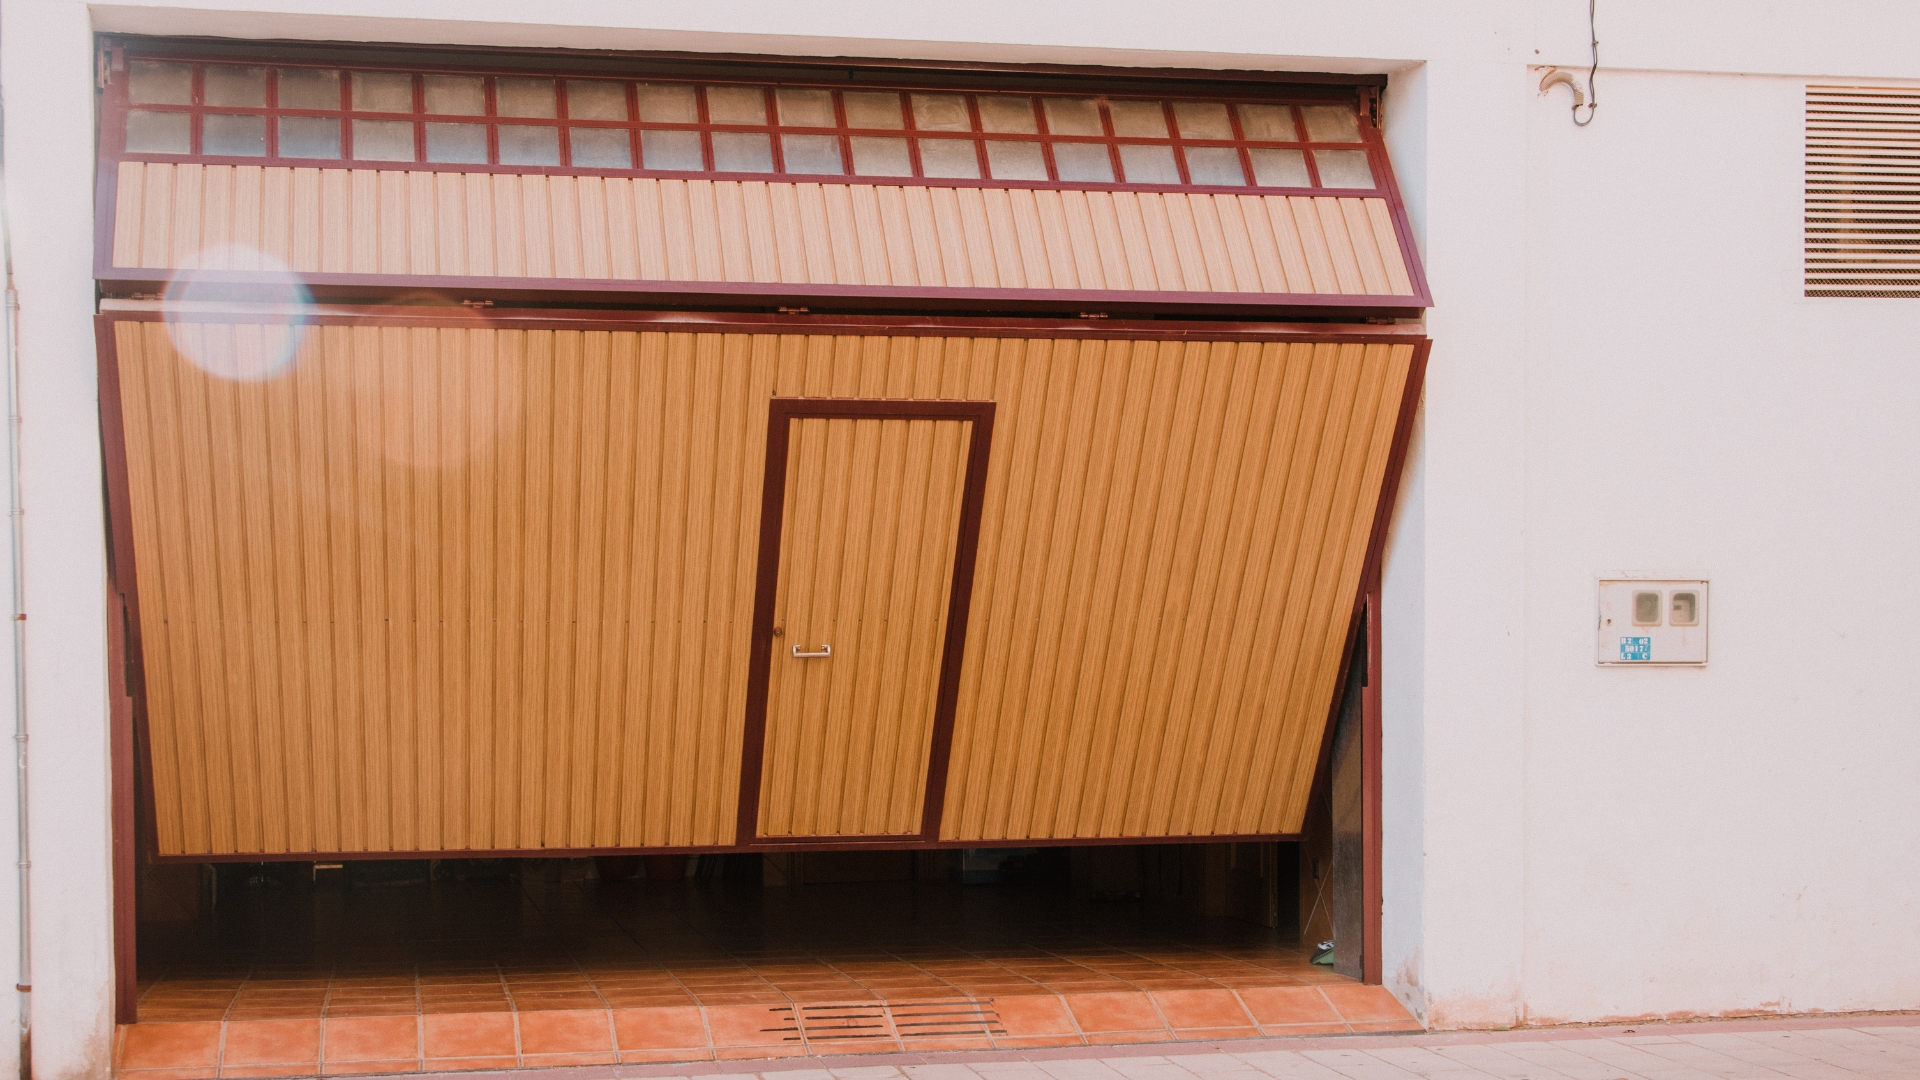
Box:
[739,399,995,844]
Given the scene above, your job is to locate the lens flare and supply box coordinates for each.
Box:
[163,246,313,381]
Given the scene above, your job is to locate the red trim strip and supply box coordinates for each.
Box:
[96,268,1430,315]
[146,831,1310,864]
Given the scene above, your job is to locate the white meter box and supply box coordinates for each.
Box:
[1597,579,1707,665]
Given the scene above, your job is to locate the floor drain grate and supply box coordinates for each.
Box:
[772,999,1005,1045]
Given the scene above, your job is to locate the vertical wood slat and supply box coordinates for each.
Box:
[114,323,1410,856]
[107,165,1420,297]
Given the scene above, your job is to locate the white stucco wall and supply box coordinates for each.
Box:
[0,0,1915,1074]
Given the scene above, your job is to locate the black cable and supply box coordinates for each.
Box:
[1572,0,1599,126]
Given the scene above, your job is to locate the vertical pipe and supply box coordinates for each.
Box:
[0,26,33,1072]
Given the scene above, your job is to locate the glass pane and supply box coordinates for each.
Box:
[277,68,340,111]
[976,95,1038,134]
[567,81,628,121]
[636,83,698,124]
[706,85,767,125]
[849,136,911,176]
[496,78,556,119]
[425,122,487,163]
[1237,103,1295,141]
[1633,591,1662,626]
[278,116,340,158]
[125,111,190,154]
[1172,101,1234,140]
[919,139,980,179]
[203,114,266,156]
[843,91,904,130]
[1118,144,1178,184]
[776,88,836,128]
[985,140,1047,181]
[351,119,415,161]
[423,75,484,116]
[1301,104,1361,142]
[641,129,704,171]
[1184,146,1247,186]
[1052,142,1114,182]
[352,72,414,113]
[570,128,633,168]
[1314,149,1375,187]
[781,134,843,175]
[129,61,192,105]
[711,131,774,172]
[204,66,266,108]
[1042,97,1103,136]
[1108,100,1167,138]
[1248,148,1310,187]
[912,93,971,132]
[498,125,560,166]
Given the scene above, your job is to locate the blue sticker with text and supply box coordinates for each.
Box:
[1619,637,1651,661]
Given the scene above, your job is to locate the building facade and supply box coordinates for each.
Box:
[0,1,1916,1077]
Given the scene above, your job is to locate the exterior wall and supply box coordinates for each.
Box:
[0,0,1917,1075]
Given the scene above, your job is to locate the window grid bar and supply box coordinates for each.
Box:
[117,61,1383,193]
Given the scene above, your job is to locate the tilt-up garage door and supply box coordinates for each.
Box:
[100,311,1423,859]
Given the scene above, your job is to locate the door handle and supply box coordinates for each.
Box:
[791,644,832,658]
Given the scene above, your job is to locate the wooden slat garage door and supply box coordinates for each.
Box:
[104,315,1418,857]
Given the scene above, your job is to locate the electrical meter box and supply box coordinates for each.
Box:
[1597,579,1707,665]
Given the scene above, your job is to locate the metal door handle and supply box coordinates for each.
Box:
[791,644,832,658]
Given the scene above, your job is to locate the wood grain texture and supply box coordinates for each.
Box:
[758,416,971,838]
[108,163,1419,298]
[112,321,1410,855]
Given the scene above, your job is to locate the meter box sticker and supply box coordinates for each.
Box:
[1597,580,1707,665]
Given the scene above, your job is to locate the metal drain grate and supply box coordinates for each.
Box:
[771,999,1005,1046]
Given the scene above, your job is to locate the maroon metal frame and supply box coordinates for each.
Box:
[92,37,1432,315]
[735,398,995,847]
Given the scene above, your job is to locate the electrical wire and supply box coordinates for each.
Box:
[1572,0,1599,126]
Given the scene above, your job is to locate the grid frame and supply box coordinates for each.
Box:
[104,52,1392,197]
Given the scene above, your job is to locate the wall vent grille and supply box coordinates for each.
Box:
[1807,85,1920,297]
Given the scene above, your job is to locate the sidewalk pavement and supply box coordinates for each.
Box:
[513,1015,1920,1080]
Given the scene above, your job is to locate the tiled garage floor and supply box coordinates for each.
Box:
[119,870,1415,1076]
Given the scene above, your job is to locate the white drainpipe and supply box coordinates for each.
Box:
[0,47,33,1074]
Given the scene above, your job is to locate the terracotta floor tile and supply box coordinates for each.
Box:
[219,1064,322,1078]
[320,1016,420,1064]
[420,1055,518,1072]
[712,1044,807,1060]
[318,1058,422,1075]
[1150,988,1256,1030]
[610,1005,709,1052]
[620,1048,716,1064]
[120,1021,225,1071]
[1237,986,1341,1026]
[1063,991,1168,1035]
[990,994,1078,1037]
[222,1019,322,1067]
[702,1004,800,1050]
[510,992,607,1011]
[420,1011,516,1060]
[991,1033,1086,1049]
[515,1008,613,1056]
[1171,1025,1261,1041]
[115,1068,221,1080]
[520,1051,619,1068]
[1349,1019,1424,1033]
[320,1004,419,1019]
[1257,1021,1350,1037]
[1319,983,1413,1022]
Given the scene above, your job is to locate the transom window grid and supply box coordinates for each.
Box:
[113,59,1383,194]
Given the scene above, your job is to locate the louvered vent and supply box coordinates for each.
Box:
[1806,85,1920,297]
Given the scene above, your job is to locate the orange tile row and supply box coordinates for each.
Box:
[117,986,1418,1077]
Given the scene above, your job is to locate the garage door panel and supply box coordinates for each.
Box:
[108,316,1416,857]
